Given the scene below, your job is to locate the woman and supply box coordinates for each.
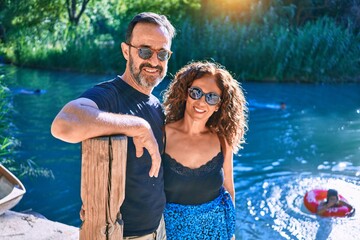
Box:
[162,61,248,239]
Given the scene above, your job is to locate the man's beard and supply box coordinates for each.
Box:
[129,53,166,89]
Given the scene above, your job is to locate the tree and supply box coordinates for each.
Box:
[0,0,64,42]
[66,0,91,25]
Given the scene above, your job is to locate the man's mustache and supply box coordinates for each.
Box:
[140,63,163,72]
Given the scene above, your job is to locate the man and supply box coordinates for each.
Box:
[51,12,175,239]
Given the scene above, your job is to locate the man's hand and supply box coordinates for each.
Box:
[132,122,161,178]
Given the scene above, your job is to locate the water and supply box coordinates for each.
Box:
[2,65,360,239]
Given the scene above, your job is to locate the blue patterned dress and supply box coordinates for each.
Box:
[163,152,236,240]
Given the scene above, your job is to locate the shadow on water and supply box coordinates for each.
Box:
[2,65,360,239]
[316,219,333,240]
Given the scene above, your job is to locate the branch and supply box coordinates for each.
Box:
[66,0,73,20]
[75,0,91,25]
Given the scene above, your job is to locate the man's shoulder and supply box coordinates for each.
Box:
[91,76,132,97]
[96,76,122,87]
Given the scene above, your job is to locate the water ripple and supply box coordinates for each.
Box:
[235,173,360,239]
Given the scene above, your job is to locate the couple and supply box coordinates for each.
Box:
[51,12,247,240]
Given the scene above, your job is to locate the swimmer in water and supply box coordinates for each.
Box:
[16,88,45,95]
[280,102,286,110]
[317,189,355,216]
[248,100,286,110]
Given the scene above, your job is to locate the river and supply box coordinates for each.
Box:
[2,65,360,240]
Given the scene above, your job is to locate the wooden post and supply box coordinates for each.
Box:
[79,135,127,240]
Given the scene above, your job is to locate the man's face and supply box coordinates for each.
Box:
[127,23,171,90]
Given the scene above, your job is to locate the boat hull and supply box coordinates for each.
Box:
[0,164,26,215]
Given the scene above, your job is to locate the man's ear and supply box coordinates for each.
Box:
[121,42,129,61]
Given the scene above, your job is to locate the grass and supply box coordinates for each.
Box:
[173,17,360,82]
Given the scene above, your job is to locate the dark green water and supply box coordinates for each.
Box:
[2,65,360,239]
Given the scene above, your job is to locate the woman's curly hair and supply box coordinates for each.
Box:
[163,61,248,153]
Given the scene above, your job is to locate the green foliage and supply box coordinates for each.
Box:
[172,17,360,82]
[117,0,200,24]
[2,19,123,73]
[0,153,55,179]
[0,0,359,82]
[198,0,360,32]
[0,77,11,137]
[1,0,65,34]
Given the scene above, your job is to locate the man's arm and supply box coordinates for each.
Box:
[51,98,161,177]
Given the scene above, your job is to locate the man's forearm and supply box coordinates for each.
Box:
[51,98,151,143]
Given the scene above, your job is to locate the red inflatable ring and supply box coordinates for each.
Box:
[304,189,352,217]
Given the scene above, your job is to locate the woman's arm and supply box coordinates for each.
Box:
[221,137,235,205]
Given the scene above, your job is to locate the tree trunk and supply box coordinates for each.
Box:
[66,0,91,25]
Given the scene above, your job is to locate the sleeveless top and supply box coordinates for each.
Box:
[79,76,165,237]
[162,132,224,205]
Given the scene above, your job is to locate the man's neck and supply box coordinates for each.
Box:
[120,72,152,96]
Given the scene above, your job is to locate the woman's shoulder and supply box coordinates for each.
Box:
[165,121,181,133]
[165,121,179,128]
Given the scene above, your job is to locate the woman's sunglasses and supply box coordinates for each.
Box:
[188,87,221,106]
[126,43,172,61]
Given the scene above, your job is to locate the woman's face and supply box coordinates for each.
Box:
[185,74,222,122]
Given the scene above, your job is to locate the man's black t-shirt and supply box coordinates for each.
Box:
[80,76,165,236]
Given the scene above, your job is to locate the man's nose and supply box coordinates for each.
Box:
[147,52,161,65]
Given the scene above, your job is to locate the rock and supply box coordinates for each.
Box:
[0,211,79,240]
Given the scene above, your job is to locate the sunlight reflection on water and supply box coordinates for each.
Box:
[3,65,359,238]
[235,174,359,240]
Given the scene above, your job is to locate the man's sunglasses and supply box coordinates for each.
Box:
[126,43,172,61]
[188,87,221,106]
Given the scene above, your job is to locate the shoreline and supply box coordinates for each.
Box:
[0,210,79,240]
